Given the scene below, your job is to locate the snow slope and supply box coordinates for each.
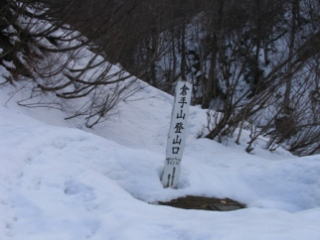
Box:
[1,82,320,240]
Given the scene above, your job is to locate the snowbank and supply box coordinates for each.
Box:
[1,82,320,239]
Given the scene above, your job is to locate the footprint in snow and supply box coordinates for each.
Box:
[64,180,96,202]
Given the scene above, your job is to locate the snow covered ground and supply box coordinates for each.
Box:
[1,82,320,240]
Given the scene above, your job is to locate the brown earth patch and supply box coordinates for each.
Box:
[158,195,246,211]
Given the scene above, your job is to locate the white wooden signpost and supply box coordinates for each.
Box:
[161,81,192,188]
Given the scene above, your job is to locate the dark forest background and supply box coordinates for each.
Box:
[2,0,320,155]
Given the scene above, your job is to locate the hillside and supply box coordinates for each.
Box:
[1,81,320,240]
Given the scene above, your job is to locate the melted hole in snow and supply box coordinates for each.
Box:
[158,195,246,211]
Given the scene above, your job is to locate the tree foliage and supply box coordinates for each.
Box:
[0,0,136,127]
[2,0,320,154]
[71,0,320,155]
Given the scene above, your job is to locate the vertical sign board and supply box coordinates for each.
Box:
[161,81,192,188]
